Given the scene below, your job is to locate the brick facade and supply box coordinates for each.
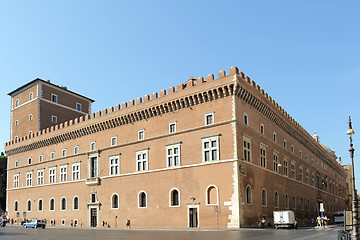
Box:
[5,68,347,228]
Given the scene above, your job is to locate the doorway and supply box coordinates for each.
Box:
[90,208,97,227]
[189,207,198,228]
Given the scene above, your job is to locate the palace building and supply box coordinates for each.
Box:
[4,67,348,228]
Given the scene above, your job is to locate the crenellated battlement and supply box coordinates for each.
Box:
[4,66,317,155]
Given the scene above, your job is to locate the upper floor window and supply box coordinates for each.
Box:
[15,160,18,167]
[28,157,32,165]
[273,132,277,142]
[51,152,55,160]
[260,124,264,135]
[14,173,19,188]
[306,170,310,185]
[290,162,296,179]
[29,92,33,100]
[74,146,79,155]
[62,149,66,157]
[202,136,219,162]
[90,142,96,151]
[26,171,33,187]
[138,129,145,140]
[260,145,266,168]
[299,167,303,182]
[169,122,176,134]
[136,150,148,171]
[111,136,117,146]
[283,159,288,176]
[51,94,58,103]
[243,113,248,125]
[291,145,294,153]
[49,167,56,183]
[37,169,44,185]
[283,140,287,149]
[273,153,279,173]
[39,155,43,162]
[15,136,18,141]
[89,156,98,178]
[15,99,19,107]
[72,162,80,180]
[243,137,251,162]
[167,144,181,167]
[15,120,19,126]
[110,155,120,175]
[205,112,214,125]
[29,114,33,121]
[299,150,302,159]
[51,115,57,123]
[76,103,82,111]
[60,165,67,182]
[29,131,32,137]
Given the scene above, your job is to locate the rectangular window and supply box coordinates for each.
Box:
[260,146,266,167]
[37,169,44,185]
[243,138,251,162]
[26,171,32,187]
[15,120,19,126]
[291,162,296,179]
[273,153,279,173]
[39,155,43,162]
[273,133,277,142]
[299,150,302,158]
[110,156,120,175]
[14,174,19,188]
[51,152,55,160]
[29,92,33,100]
[29,114,33,121]
[111,136,117,146]
[291,145,294,153]
[299,167,303,182]
[312,174,315,186]
[62,149,66,157]
[306,170,310,184]
[136,150,148,171]
[60,165,67,182]
[28,157,32,165]
[205,112,214,125]
[260,124,264,135]
[138,130,145,140]
[167,144,181,167]
[169,122,176,134]
[243,113,248,125]
[49,167,56,183]
[283,159,288,176]
[90,156,98,177]
[283,140,287,149]
[51,115,57,123]
[74,146,79,155]
[202,136,219,162]
[51,94,58,103]
[76,103,82,111]
[72,162,80,180]
[15,99,19,107]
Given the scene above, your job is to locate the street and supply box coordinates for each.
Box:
[0,225,342,240]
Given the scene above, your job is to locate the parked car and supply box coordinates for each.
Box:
[23,219,46,229]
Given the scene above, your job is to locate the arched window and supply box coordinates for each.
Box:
[73,197,79,210]
[261,189,267,206]
[50,198,55,211]
[170,189,180,206]
[112,194,119,209]
[274,192,279,208]
[38,199,43,211]
[14,201,18,211]
[27,200,31,212]
[61,197,66,210]
[285,194,289,209]
[206,185,218,205]
[139,191,147,208]
[246,185,252,204]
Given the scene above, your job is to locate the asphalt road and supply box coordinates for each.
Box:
[0,225,343,240]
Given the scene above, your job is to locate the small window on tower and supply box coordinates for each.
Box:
[51,94,58,103]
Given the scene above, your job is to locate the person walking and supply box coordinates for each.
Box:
[260,217,266,229]
[126,219,131,229]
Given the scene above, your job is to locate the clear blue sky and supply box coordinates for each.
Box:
[1,1,360,189]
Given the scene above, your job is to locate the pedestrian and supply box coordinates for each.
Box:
[261,217,266,229]
[126,219,131,229]
[316,216,321,228]
[324,216,328,227]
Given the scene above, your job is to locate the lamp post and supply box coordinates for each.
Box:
[347,116,358,239]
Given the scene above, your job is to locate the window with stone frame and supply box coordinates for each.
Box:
[299,167,303,182]
[26,171,32,187]
[243,137,251,162]
[290,162,296,179]
[136,150,148,171]
[260,145,266,168]
[283,159,288,176]
[202,136,219,162]
[273,152,279,173]
[37,169,44,185]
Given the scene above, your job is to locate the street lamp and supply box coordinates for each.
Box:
[347,116,358,239]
